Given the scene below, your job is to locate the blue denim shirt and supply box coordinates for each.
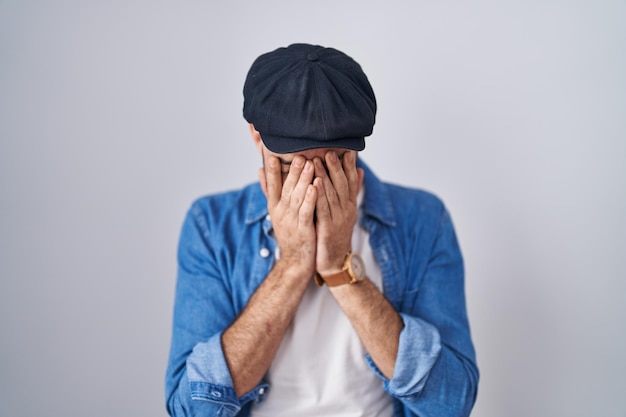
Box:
[165,160,478,417]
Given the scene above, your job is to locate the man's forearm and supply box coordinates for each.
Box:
[221,260,311,397]
[329,278,404,379]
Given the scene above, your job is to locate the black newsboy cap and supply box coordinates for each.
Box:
[243,43,377,154]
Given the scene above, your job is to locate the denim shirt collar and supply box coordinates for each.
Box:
[244,184,269,225]
[243,159,396,228]
[358,159,396,227]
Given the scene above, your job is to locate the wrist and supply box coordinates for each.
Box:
[314,251,366,287]
[274,258,315,283]
[316,244,353,275]
[316,265,344,277]
[316,255,349,276]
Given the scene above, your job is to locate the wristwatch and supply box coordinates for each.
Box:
[314,252,366,287]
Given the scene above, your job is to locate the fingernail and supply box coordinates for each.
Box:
[293,157,304,167]
[329,152,337,163]
[304,160,312,171]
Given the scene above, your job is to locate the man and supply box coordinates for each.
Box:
[165,43,478,417]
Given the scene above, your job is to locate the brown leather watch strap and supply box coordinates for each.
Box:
[314,252,365,287]
[316,270,353,287]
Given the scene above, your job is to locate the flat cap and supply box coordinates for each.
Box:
[243,43,377,154]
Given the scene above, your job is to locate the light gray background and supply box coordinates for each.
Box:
[1,1,624,416]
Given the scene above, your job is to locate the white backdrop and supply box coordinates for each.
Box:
[1,2,625,417]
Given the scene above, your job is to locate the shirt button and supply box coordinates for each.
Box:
[258,387,265,395]
[259,248,270,258]
[265,214,271,221]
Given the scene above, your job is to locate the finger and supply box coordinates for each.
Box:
[325,151,348,203]
[289,160,315,210]
[313,176,330,221]
[299,183,317,225]
[357,167,365,196]
[280,156,306,203]
[314,156,338,209]
[264,155,283,207]
[342,151,360,202]
[313,155,328,179]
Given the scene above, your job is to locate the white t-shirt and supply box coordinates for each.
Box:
[251,197,394,417]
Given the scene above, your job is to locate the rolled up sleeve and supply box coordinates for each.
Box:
[364,195,478,417]
[165,201,268,416]
[371,313,442,398]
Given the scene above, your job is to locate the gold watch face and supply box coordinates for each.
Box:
[349,254,366,280]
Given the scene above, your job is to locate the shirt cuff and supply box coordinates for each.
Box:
[366,312,442,399]
[186,332,270,408]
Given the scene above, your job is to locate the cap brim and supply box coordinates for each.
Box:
[260,134,365,154]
